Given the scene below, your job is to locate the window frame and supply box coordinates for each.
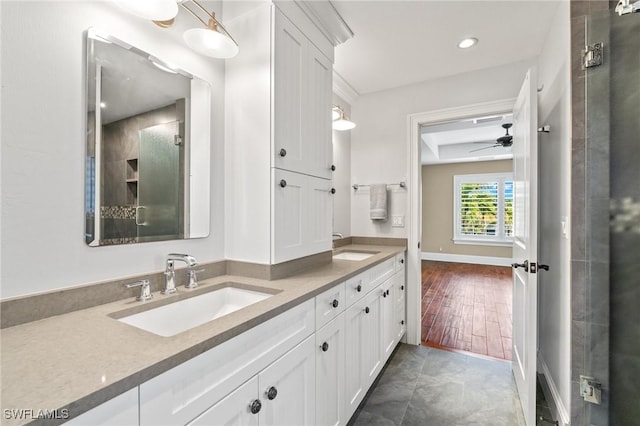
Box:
[453,172,514,246]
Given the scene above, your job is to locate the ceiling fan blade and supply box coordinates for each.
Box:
[469,144,500,153]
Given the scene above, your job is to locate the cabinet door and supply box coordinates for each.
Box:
[273,169,305,263]
[305,176,333,255]
[344,299,367,418]
[380,278,397,362]
[273,10,305,173]
[66,388,138,426]
[394,272,407,342]
[316,314,346,426]
[259,336,316,426]
[303,43,333,179]
[187,377,259,426]
[361,288,383,386]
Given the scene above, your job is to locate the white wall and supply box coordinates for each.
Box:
[535,2,571,423]
[1,1,226,299]
[332,93,352,237]
[350,59,533,237]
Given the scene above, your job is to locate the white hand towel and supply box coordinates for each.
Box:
[370,184,388,221]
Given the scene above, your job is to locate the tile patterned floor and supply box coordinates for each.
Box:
[421,261,513,360]
[348,343,526,426]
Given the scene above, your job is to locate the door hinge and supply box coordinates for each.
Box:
[582,43,604,69]
[174,134,183,146]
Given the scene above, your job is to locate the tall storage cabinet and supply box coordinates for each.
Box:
[226,2,335,265]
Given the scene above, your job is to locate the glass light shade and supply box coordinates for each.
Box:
[457,37,478,49]
[183,28,239,59]
[332,109,340,120]
[333,118,356,131]
[114,0,178,21]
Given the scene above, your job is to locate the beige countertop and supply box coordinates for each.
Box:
[0,244,405,425]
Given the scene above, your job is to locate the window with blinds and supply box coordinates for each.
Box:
[453,173,513,245]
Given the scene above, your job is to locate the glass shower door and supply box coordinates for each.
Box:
[137,121,184,242]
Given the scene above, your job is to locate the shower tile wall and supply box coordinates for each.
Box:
[101,103,178,241]
[608,11,640,426]
[569,1,611,425]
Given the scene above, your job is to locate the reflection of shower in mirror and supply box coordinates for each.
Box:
[85,28,211,247]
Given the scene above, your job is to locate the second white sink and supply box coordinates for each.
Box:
[118,286,274,337]
[332,250,377,261]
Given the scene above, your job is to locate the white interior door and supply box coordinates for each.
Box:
[511,67,538,426]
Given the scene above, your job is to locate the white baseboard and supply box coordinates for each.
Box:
[421,252,513,267]
[538,354,570,426]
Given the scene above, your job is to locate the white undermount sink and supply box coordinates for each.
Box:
[117,286,274,337]
[332,250,378,261]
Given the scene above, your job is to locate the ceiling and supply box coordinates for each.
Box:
[329,0,559,165]
[420,113,514,164]
[331,0,560,96]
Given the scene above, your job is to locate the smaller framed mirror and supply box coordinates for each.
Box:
[85,28,211,246]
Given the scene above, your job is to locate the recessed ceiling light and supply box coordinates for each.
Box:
[458,37,478,49]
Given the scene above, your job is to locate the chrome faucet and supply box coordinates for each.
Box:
[332,233,344,239]
[164,253,198,294]
[332,233,344,250]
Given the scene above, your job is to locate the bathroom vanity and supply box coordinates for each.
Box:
[0,244,406,426]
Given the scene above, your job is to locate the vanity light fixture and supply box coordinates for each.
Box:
[114,0,178,21]
[175,0,239,59]
[332,105,356,131]
[457,37,478,49]
[117,0,239,59]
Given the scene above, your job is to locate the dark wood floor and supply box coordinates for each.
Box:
[421,260,513,361]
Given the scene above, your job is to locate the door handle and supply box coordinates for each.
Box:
[135,206,147,226]
[511,260,529,272]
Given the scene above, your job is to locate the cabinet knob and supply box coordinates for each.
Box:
[266,386,278,401]
[250,399,262,414]
[401,320,405,325]
[331,165,336,171]
[330,188,336,194]
[386,289,390,296]
[356,284,362,292]
[279,148,287,157]
[400,259,404,264]
[321,342,329,352]
[279,179,287,188]
[364,307,370,314]
[331,299,339,308]
[382,291,387,298]
[400,285,405,291]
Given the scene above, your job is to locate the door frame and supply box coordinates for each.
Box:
[405,98,516,345]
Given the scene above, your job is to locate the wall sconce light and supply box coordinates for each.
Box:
[116,0,239,59]
[332,105,356,131]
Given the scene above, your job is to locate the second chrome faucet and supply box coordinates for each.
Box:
[163,253,198,294]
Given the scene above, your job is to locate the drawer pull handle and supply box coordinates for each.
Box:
[321,342,329,352]
[250,399,262,414]
[331,299,339,308]
[356,284,362,292]
[279,148,287,157]
[364,307,370,314]
[266,386,278,401]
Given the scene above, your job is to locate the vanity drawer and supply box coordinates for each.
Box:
[345,271,370,307]
[368,257,396,291]
[139,299,314,426]
[315,281,346,330]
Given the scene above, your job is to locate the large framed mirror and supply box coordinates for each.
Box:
[85,28,211,246]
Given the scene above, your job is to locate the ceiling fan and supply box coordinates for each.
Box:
[470,123,513,153]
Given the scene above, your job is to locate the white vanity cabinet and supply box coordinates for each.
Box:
[272,169,333,263]
[273,10,333,180]
[139,299,315,426]
[225,2,335,265]
[66,387,138,426]
[315,314,346,426]
[189,336,316,426]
